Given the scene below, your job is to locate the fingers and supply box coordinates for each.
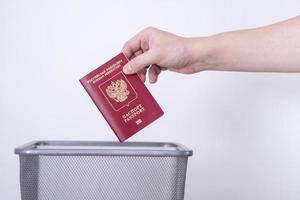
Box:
[122,39,140,59]
[123,50,156,74]
[133,49,143,58]
[137,68,147,83]
[121,27,163,83]
[122,27,156,59]
[122,31,146,59]
[132,50,147,82]
[148,64,161,84]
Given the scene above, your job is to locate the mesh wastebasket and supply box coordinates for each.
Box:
[15,141,193,200]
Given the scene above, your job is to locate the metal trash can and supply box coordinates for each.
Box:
[15,141,193,200]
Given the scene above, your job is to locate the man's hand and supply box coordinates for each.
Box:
[122,27,212,83]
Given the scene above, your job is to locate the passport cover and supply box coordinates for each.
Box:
[80,53,164,142]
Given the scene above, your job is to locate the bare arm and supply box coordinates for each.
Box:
[202,16,300,72]
[122,16,300,83]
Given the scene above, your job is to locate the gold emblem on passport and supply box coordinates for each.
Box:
[99,72,138,111]
[106,79,130,103]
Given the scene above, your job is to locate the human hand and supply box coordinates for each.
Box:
[122,27,211,83]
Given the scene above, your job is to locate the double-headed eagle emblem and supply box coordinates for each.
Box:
[106,79,130,103]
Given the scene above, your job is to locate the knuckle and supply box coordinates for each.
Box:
[144,26,157,33]
[123,40,131,48]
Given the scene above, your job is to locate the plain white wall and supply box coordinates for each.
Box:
[1,0,300,199]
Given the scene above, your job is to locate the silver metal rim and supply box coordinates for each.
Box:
[14,141,193,157]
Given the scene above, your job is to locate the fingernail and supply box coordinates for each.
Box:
[123,64,132,74]
[149,74,156,84]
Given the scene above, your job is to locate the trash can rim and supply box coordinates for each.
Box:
[14,140,193,157]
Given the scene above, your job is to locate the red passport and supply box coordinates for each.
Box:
[80,53,164,142]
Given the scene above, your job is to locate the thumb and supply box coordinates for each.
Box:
[123,51,156,74]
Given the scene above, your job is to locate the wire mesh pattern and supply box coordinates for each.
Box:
[19,155,188,200]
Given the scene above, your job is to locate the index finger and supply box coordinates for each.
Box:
[121,30,145,59]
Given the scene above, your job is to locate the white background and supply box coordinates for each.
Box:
[1,0,300,199]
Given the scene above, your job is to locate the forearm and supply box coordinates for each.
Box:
[194,16,300,72]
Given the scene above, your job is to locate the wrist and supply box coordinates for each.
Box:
[186,34,226,71]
